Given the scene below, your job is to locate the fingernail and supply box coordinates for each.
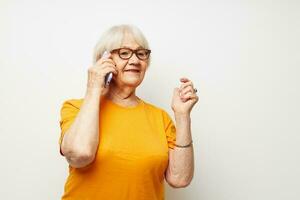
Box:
[102,51,110,58]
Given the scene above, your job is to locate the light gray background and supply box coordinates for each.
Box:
[0,0,299,199]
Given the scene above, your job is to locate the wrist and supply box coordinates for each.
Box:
[174,112,190,118]
[174,113,191,124]
[85,88,102,98]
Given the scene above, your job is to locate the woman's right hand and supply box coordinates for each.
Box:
[86,52,118,95]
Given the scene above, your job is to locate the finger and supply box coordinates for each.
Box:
[96,52,113,65]
[98,66,118,77]
[95,61,118,72]
[181,93,198,102]
[180,77,190,83]
[180,86,194,96]
[101,59,116,66]
[179,81,194,91]
[91,64,118,76]
[180,91,192,101]
[102,51,112,59]
[95,52,110,65]
[103,65,118,75]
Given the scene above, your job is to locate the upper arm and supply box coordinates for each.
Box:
[59,99,96,168]
[58,99,82,156]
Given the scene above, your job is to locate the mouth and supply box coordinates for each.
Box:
[124,69,141,73]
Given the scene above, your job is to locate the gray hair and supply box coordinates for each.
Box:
[93,24,150,64]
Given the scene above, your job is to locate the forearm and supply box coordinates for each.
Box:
[169,114,194,185]
[62,89,101,158]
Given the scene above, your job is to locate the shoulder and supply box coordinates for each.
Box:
[61,98,84,109]
[141,100,174,131]
[141,99,172,119]
[60,98,84,116]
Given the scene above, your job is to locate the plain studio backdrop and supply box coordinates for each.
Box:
[0,0,299,199]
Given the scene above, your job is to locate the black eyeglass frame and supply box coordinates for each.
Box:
[110,47,151,60]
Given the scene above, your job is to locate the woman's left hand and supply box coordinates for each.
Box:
[171,77,199,115]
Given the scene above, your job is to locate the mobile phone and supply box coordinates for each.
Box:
[105,72,113,87]
[102,51,113,87]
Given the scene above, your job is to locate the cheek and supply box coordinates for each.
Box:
[112,56,127,70]
[115,61,128,71]
[141,62,148,71]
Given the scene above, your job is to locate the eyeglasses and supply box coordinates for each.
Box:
[111,48,151,60]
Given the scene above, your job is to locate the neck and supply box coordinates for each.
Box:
[105,82,139,107]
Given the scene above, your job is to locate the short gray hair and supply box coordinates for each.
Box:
[93,24,150,64]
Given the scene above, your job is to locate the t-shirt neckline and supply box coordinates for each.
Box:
[103,96,144,110]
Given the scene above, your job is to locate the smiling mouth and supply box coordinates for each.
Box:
[124,69,140,73]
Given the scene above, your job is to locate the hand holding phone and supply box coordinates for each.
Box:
[102,51,113,87]
[86,50,117,94]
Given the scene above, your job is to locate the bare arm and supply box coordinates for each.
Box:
[165,114,194,188]
[165,77,198,188]
[60,51,117,168]
[61,89,102,168]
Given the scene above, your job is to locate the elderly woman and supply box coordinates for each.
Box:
[59,24,198,200]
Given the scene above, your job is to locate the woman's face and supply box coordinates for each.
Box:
[110,34,149,88]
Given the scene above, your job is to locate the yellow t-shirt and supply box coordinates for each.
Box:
[59,96,176,200]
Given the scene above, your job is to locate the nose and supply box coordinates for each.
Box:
[128,52,140,64]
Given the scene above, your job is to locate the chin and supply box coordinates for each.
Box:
[118,76,143,87]
[124,79,143,87]
[115,73,146,88]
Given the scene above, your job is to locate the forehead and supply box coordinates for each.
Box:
[120,32,142,49]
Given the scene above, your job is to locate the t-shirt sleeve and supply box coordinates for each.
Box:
[58,99,81,156]
[162,110,177,149]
